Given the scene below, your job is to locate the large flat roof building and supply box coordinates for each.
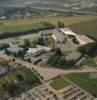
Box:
[60,28,77,36]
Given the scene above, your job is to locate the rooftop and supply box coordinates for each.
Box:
[60,28,77,36]
[77,35,94,45]
[7,46,24,53]
[27,47,44,54]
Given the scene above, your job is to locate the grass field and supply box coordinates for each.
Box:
[50,77,69,90]
[0,16,97,34]
[65,73,97,97]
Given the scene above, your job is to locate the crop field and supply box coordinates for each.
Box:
[69,18,97,40]
[65,73,97,97]
[0,22,49,34]
[0,16,96,34]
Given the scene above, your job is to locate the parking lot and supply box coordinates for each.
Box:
[63,85,93,100]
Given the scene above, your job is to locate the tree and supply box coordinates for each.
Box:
[24,39,31,48]
[2,83,21,96]
[58,21,61,28]
[0,22,3,26]
[78,42,97,56]
[5,49,10,55]
[55,47,62,55]
[17,50,24,58]
[37,37,45,46]
[58,21,64,28]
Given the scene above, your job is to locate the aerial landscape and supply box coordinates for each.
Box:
[0,0,97,100]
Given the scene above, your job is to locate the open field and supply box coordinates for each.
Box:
[0,22,51,34]
[70,18,97,40]
[0,16,97,26]
[0,16,96,33]
[65,73,97,97]
[50,77,69,90]
[0,16,97,39]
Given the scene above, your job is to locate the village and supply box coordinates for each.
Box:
[0,26,97,100]
[2,27,95,67]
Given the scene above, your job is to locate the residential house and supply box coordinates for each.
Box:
[24,45,52,63]
[60,27,94,45]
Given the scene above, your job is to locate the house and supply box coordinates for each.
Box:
[60,27,94,45]
[6,46,24,57]
[60,28,77,37]
[0,16,6,20]
[24,45,52,63]
[25,47,45,57]
[24,46,45,62]
[52,29,65,43]
[0,65,6,76]
[76,35,94,45]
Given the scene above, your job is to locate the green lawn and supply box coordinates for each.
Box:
[50,77,69,90]
[65,73,97,97]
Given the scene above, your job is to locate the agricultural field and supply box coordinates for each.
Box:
[65,73,97,97]
[70,18,97,40]
[0,22,53,35]
[0,16,97,40]
[0,59,41,99]
[50,77,69,90]
[0,16,96,34]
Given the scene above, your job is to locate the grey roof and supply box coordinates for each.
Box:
[7,46,24,53]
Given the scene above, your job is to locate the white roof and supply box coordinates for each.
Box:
[60,28,77,36]
[27,47,42,54]
[37,45,51,51]
[76,35,94,45]
[27,45,51,54]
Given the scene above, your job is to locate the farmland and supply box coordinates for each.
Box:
[0,16,97,39]
[70,18,97,40]
[65,73,97,97]
[0,22,54,35]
